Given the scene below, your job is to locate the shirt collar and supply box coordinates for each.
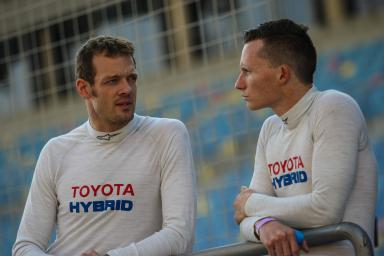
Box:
[280,86,318,130]
[86,114,141,143]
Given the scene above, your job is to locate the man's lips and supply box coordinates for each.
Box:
[115,100,133,109]
[116,100,133,106]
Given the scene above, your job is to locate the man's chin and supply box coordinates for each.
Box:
[119,114,134,123]
[246,102,265,111]
[112,113,134,126]
[246,104,258,111]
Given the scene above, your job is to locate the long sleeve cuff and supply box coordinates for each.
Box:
[239,216,264,242]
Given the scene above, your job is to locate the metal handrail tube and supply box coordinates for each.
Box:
[193,222,373,256]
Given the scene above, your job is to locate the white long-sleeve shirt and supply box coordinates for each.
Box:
[13,114,196,256]
[240,86,377,255]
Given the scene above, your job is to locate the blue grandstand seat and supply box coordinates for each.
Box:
[160,91,196,122]
[0,150,5,167]
[193,91,209,112]
[239,163,254,186]
[247,112,265,131]
[203,187,241,247]
[199,120,216,142]
[179,98,195,122]
[229,108,248,133]
[0,214,19,254]
[201,141,221,160]
[195,216,212,242]
[194,213,234,251]
[222,185,238,204]
[225,209,239,235]
[367,88,384,118]
[214,114,231,138]
[315,39,384,120]
[207,189,226,213]
[208,212,229,239]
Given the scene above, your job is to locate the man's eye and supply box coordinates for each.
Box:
[105,78,118,84]
[129,75,138,82]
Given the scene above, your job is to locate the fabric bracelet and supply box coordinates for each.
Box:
[255,217,276,235]
[294,230,304,246]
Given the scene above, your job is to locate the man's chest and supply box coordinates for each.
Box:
[264,125,314,193]
[55,145,162,214]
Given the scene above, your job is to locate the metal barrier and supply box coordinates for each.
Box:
[193,222,373,256]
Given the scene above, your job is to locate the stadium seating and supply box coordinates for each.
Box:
[1,37,384,254]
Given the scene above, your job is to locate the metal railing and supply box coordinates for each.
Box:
[193,222,373,256]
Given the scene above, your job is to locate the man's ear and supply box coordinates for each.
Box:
[277,64,291,84]
[76,79,92,99]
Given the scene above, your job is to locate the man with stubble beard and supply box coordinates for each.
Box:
[13,36,196,256]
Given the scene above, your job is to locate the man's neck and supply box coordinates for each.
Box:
[273,83,312,116]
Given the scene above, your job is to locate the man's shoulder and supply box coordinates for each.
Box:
[315,89,358,109]
[45,122,87,149]
[311,89,364,124]
[262,114,281,128]
[136,115,189,145]
[258,114,281,139]
[139,115,187,131]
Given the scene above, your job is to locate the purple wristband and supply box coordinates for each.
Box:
[255,217,275,235]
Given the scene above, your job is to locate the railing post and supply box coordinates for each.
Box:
[193,222,373,256]
[304,222,374,256]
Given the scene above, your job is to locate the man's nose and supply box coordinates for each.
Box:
[120,79,133,94]
[235,74,244,90]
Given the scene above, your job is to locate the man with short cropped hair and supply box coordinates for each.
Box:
[232,19,377,255]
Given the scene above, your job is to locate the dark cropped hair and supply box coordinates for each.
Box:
[244,19,316,84]
[75,36,135,84]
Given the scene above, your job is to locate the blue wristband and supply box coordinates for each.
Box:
[294,230,304,246]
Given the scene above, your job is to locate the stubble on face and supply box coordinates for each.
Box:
[88,54,137,132]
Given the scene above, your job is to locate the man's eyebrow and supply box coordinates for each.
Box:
[102,74,120,80]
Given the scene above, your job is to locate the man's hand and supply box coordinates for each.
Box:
[233,186,255,224]
[258,220,309,256]
[81,250,100,256]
